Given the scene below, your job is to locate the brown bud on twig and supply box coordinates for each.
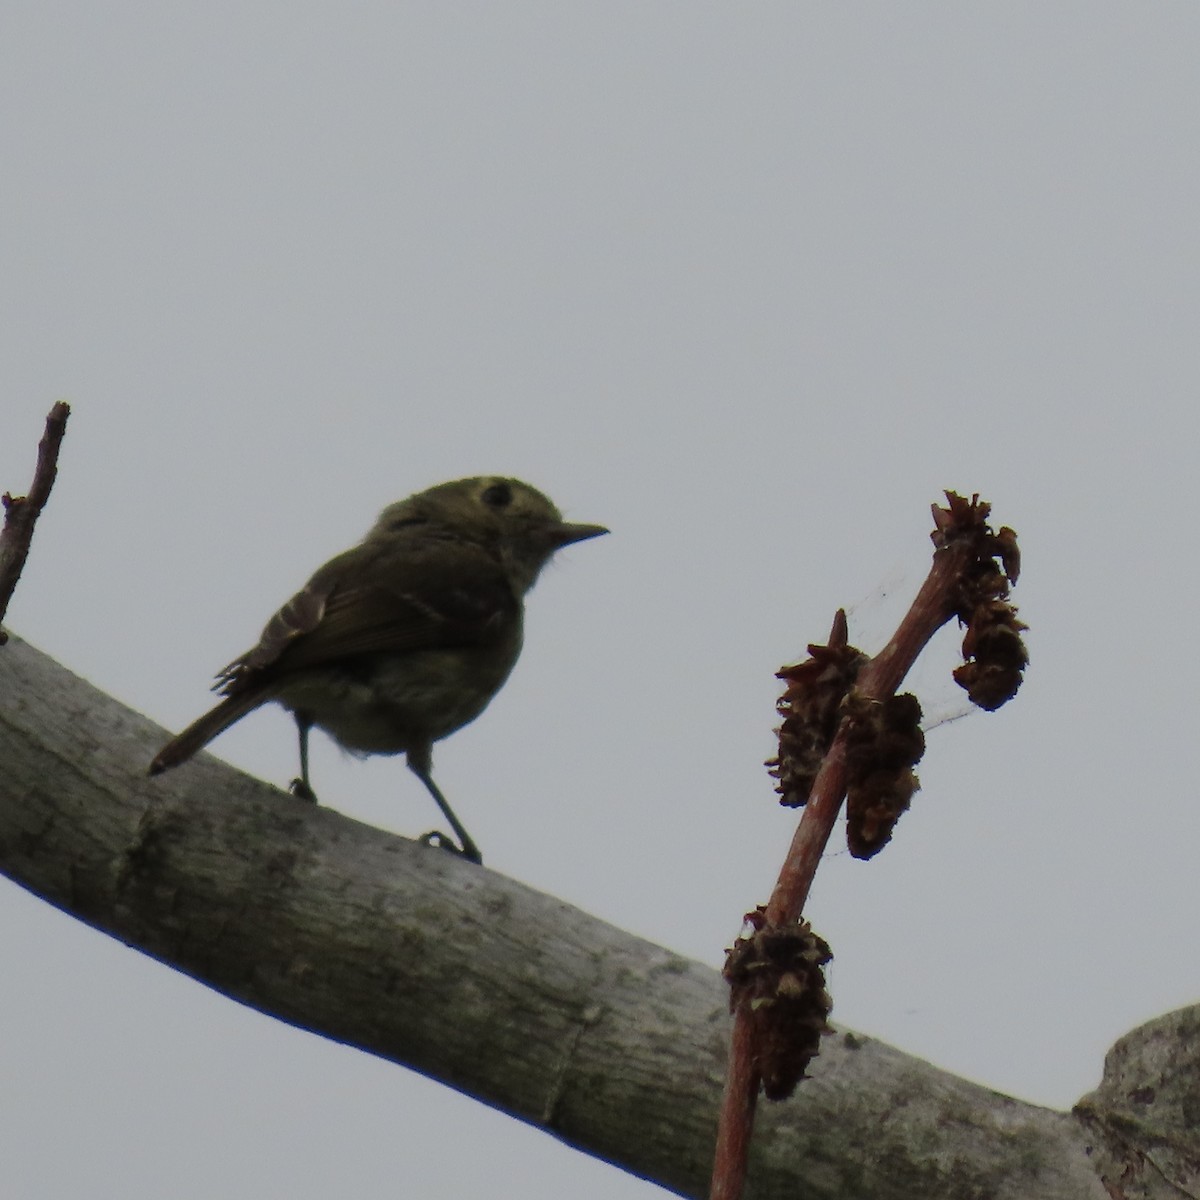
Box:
[843,692,925,859]
[768,610,868,809]
[932,492,1029,711]
[723,907,833,1101]
[953,598,1029,710]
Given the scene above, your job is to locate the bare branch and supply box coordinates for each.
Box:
[0,401,71,643]
[0,632,1115,1200]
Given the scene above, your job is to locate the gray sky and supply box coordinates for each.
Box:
[3,4,1198,1197]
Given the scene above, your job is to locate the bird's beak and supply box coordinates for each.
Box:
[548,522,609,548]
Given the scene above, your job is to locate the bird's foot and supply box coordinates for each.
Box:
[419,830,482,865]
[289,778,319,804]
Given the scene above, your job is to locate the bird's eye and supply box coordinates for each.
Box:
[481,482,513,509]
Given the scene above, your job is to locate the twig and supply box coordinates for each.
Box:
[0,402,71,644]
[710,494,1024,1200]
[709,1003,760,1200]
[766,535,971,925]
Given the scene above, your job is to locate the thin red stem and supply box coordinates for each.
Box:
[708,1006,759,1200]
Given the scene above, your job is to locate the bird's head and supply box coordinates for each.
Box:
[370,476,608,593]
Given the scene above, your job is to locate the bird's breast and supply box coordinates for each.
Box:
[272,638,522,756]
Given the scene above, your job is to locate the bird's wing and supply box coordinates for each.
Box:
[214,541,517,695]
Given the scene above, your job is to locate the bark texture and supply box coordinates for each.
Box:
[0,634,1186,1199]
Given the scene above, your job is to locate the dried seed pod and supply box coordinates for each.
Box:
[724,907,834,1100]
[769,610,867,808]
[932,492,1029,710]
[953,599,1029,710]
[843,692,925,859]
[995,525,1021,584]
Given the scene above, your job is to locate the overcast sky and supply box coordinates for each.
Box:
[3,5,1199,1198]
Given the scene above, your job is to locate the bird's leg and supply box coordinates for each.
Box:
[289,714,319,803]
[410,762,482,864]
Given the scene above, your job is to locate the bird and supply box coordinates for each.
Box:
[149,476,607,863]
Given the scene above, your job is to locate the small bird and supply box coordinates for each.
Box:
[149,476,607,863]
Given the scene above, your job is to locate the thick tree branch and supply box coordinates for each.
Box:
[0,634,1186,1198]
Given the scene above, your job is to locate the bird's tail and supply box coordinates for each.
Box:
[148,691,267,776]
